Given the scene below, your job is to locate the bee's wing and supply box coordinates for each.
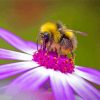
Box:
[74,30,87,36]
[60,38,73,50]
[70,30,87,36]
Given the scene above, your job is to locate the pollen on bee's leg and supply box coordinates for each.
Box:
[33,49,74,73]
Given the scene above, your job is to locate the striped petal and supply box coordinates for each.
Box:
[15,67,49,90]
[58,72,75,100]
[0,61,39,79]
[0,28,34,54]
[28,67,49,90]
[66,73,100,100]
[49,70,67,100]
[6,67,49,95]
[0,48,33,61]
[75,66,100,85]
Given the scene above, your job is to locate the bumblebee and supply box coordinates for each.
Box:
[38,22,86,58]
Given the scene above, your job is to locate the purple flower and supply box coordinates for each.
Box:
[0,28,100,100]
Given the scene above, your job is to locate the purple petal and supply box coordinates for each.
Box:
[0,28,35,54]
[66,73,100,100]
[0,61,39,79]
[0,48,33,60]
[26,41,40,50]
[29,69,49,90]
[49,70,67,100]
[75,95,82,100]
[6,89,54,100]
[75,66,100,85]
[17,67,49,90]
[59,72,75,100]
[6,67,49,95]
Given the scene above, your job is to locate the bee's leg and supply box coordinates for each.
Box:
[58,38,66,57]
[41,39,47,50]
[36,33,40,50]
[40,44,43,50]
[71,52,74,58]
[40,42,44,50]
[36,39,38,50]
[58,46,61,57]
[40,41,42,49]
[43,42,46,50]
[47,41,52,51]
[71,52,75,59]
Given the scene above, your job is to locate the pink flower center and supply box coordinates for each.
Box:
[33,49,74,73]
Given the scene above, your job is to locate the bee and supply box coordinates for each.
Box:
[37,22,86,58]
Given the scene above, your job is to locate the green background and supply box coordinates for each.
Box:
[0,0,100,71]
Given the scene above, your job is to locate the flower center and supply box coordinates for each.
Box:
[33,49,74,73]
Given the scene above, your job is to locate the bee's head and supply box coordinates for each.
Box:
[40,32,50,43]
[40,22,63,42]
[39,22,57,43]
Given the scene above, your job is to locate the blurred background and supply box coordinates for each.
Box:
[0,0,100,69]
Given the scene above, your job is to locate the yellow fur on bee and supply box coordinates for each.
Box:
[40,22,61,42]
[40,22,57,33]
[53,31,61,42]
[65,31,74,39]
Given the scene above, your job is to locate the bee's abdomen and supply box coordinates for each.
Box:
[60,38,73,50]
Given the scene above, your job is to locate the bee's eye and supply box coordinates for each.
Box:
[43,32,49,39]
